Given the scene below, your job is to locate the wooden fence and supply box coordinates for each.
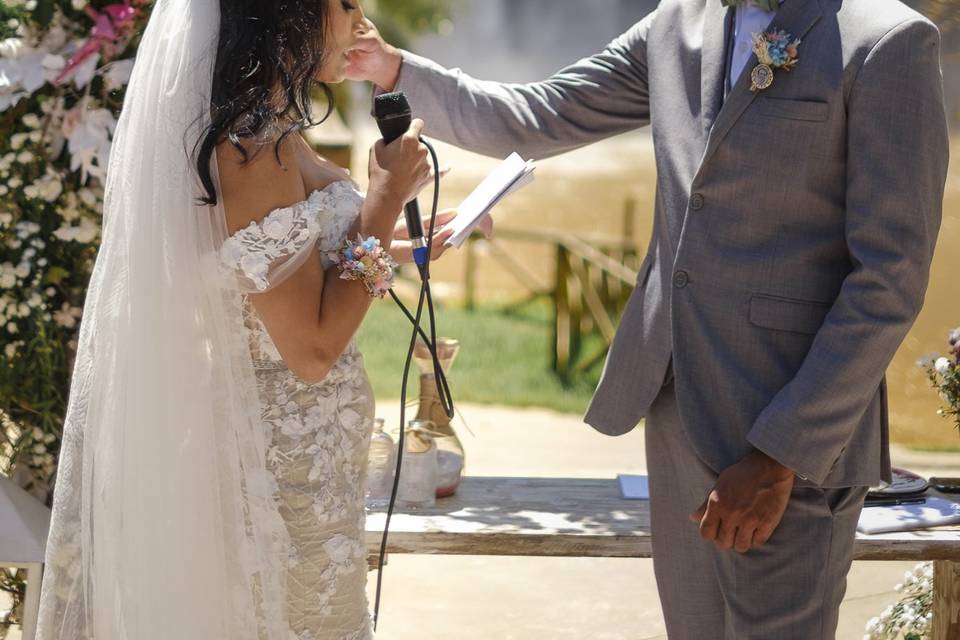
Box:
[460,197,644,379]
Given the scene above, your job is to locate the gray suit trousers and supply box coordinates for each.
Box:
[646,366,868,639]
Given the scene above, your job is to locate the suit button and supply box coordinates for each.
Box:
[690,193,705,211]
[673,270,689,288]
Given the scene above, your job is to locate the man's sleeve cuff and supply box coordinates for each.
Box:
[371,50,440,96]
[746,426,827,487]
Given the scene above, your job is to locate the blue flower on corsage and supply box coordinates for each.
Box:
[331,234,398,299]
[749,28,800,92]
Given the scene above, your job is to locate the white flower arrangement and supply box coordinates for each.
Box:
[864,562,932,640]
[0,0,150,630]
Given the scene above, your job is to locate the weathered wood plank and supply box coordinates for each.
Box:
[934,560,960,640]
[365,476,960,561]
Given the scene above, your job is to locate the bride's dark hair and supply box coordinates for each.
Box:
[193,0,336,206]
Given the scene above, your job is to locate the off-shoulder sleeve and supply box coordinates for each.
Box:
[218,182,364,293]
[219,192,326,293]
[313,180,363,254]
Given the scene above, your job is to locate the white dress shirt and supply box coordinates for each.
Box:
[728,1,784,89]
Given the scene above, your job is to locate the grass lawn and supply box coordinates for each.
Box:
[357,298,601,415]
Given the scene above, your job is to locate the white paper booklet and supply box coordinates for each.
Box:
[617,474,650,500]
[857,496,960,535]
[444,152,536,249]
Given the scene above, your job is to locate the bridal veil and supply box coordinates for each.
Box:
[34,0,293,637]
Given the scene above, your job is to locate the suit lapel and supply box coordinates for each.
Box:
[698,0,825,168]
[700,0,730,136]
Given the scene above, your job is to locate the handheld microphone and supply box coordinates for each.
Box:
[369,92,455,634]
[373,92,428,269]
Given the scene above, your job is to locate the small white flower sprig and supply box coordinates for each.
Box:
[918,327,960,431]
[749,28,801,92]
[865,562,932,640]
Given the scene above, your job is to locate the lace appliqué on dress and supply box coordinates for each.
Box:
[219,181,363,292]
[221,179,375,640]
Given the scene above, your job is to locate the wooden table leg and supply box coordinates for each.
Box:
[933,560,960,639]
[20,563,43,640]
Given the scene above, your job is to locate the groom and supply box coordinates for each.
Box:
[348,0,949,637]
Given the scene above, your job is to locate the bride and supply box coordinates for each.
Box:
[34,0,455,638]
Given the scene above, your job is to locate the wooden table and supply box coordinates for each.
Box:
[366,476,960,638]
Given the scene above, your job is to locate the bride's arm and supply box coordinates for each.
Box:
[219,124,431,384]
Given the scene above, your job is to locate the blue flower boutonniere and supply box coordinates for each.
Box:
[750,29,801,92]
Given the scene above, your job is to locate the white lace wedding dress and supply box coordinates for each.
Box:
[219,179,376,640]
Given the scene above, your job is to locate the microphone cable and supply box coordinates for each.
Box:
[372,136,454,631]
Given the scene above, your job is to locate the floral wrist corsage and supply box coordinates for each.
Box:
[331,234,398,299]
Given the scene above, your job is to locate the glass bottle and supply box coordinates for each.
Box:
[396,420,438,510]
[365,418,396,510]
[414,337,465,497]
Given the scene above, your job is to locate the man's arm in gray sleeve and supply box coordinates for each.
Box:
[746,18,950,485]
[384,12,655,160]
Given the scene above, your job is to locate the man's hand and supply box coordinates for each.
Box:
[689,449,795,553]
[345,19,402,91]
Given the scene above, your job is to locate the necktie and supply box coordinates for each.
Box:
[721,0,780,12]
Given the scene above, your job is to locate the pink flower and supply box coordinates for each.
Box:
[54,1,141,86]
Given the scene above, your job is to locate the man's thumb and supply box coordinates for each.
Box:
[689,500,707,523]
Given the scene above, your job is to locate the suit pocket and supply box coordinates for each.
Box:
[752,96,829,122]
[748,294,833,335]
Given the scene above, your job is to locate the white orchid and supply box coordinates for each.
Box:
[68,51,99,89]
[102,58,133,91]
[0,38,50,113]
[63,100,116,183]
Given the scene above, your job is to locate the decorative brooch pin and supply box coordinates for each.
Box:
[749,28,800,92]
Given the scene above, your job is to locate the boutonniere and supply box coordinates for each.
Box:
[749,28,800,92]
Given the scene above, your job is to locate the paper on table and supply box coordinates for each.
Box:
[617,474,649,500]
[444,152,536,249]
[857,496,960,534]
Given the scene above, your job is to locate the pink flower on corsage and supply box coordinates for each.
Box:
[749,28,800,92]
[331,234,398,299]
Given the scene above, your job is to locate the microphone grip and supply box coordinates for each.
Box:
[374,93,429,268]
[404,201,424,244]
[405,200,429,270]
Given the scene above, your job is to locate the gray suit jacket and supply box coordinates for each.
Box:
[390,0,950,487]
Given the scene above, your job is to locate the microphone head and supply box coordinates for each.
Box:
[374,91,412,144]
[374,91,411,120]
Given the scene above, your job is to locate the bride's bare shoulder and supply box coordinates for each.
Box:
[216,133,307,236]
